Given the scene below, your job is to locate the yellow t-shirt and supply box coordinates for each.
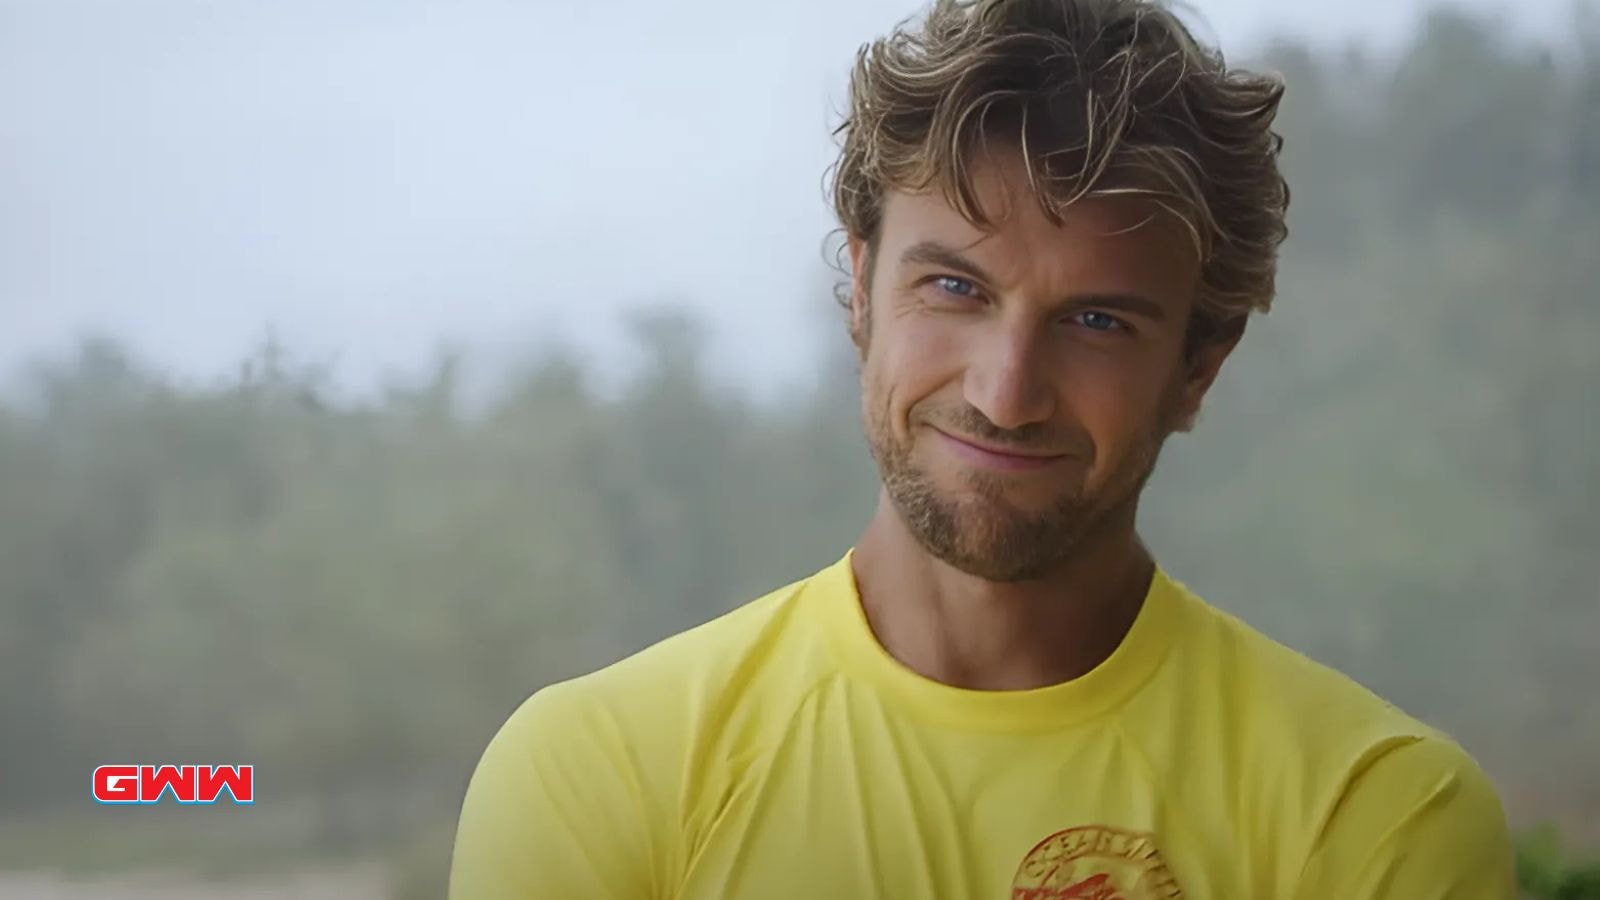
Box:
[450,551,1515,899]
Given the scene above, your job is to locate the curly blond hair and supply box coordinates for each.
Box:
[830,0,1289,343]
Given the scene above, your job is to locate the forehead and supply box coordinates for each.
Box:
[877,154,1200,301]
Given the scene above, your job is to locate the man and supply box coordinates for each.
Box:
[450,1,1516,897]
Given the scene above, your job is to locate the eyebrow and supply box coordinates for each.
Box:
[897,240,1169,321]
[900,241,996,285]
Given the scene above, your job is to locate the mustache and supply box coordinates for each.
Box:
[916,404,1083,455]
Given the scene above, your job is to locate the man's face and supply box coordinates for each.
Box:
[848,153,1236,582]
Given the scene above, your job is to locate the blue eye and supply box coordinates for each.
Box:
[1075,311,1125,332]
[934,276,977,297]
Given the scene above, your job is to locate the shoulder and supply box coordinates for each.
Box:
[492,559,839,785]
[1163,571,1442,750]
[550,564,829,719]
[452,564,844,897]
[1292,733,1515,897]
[1153,573,1512,893]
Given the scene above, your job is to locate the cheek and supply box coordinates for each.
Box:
[865,316,964,429]
[1060,354,1176,474]
[858,338,902,446]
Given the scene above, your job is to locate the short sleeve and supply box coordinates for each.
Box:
[449,685,660,899]
[1292,735,1517,900]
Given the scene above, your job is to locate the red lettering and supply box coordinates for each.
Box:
[141,765,197,803]
[93,763,255,804]
[197,765,254,803]
[92,765,139,803]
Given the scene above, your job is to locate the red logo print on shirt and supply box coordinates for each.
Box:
[1011,825,1183,900]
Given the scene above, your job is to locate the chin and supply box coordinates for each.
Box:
[900,491,1091,582]
[944,471,1081,516]
[929,537,1067,584]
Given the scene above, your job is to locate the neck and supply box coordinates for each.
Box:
[851,491,1154,691]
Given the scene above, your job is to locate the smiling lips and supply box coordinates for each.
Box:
[930,428,1069,472]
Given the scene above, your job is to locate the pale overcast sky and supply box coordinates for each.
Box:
[0,0,1569,398]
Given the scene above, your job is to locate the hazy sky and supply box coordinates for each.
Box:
[0,0,1568,399]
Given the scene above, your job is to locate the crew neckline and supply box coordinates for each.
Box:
[807,548,1185,733]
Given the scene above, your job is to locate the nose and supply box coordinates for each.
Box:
[962,320,1055,431]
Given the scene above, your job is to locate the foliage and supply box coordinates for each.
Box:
[1520,824,1600,899]
[0,5,1596,893]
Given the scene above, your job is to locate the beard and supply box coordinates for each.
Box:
[863,385,1182,583]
